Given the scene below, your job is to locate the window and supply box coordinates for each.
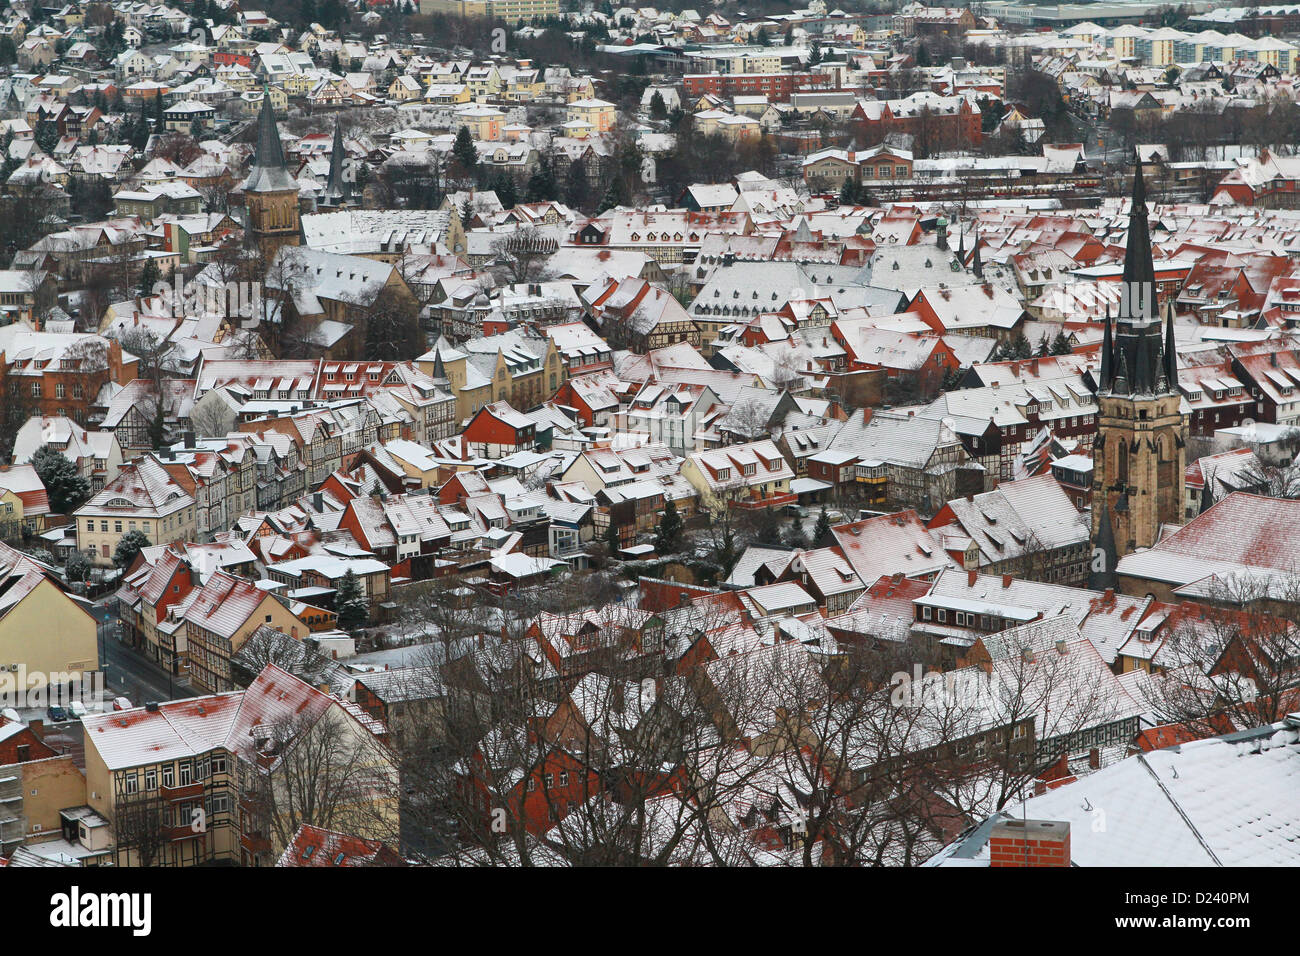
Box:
[145,768,157,790]
[559,771,569,787]
[162,765,174,788]
[543,773,554,789]
[527,777,536,791]
[122,772,139,795]
[31,382,40,397]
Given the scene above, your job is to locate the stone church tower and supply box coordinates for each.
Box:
[241,88,301,259]
[1089,155,1186,586]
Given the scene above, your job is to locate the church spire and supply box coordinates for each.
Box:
[322,117,351,207]
[242,85,296,194]
[971,226,983,278]
[1120,150,1156,319]
[1163,295,1178,387]
[1099,304,1113,389]
[1089,502,1119,591]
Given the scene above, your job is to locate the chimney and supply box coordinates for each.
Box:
[1104,587,1115,604]
[1088,748,1101,770]
[989,819,1070,867]
[1030,358,1039,375]
[967,569,977,586]
[313,492,323,510]
[1002,574,1012,588]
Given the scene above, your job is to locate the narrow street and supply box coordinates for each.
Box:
[90,599,197,706]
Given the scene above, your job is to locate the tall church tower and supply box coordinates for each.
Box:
[241,88,301,259]
[1090,155,1185,582]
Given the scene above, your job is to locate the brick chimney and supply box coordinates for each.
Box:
[989,819,1070,867]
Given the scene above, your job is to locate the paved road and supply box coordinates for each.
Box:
[91,600,196,705]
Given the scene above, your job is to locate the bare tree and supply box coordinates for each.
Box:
[489,226,557,285]
[242,706,400,862]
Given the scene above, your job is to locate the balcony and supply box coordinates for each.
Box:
[731,490,797,510]
[163,823,203,842]
[160,781,203,802]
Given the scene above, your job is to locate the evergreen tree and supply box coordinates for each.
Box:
[786,513,807,549]
[493,172,517,210]
[809,40,822,66]
[335,568,368,631]
[147,398,166,450]
[526,157,557,201]
[137,257,160,297]
[1050,330,1072,355]
[715,526,737,578]
[649,90,667,120]
[0,37,15,67]
[451,125,477,177]
[756,507,782,545]
[31,446,90,514]
[1009,330,1033,359]
[1036,332,1051,357]
[113,530,152,569]
[598,172,627,213]
[654,498,684,555]
[813,506,833,548]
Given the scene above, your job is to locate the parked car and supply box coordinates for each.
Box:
[67,700,87,719]
[113,697,132,711]
[46,704,67,722]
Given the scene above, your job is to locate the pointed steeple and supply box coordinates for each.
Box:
[1113,343,1131,395]
[1099,304,1113,390]
[1089,502,1119,591]
[971,226,983,278]
[1120,149,1156,316]
[242,85,296,194]
[1199,468,1216,514]
[1163,295,1178,388]
[322,117,350,206]
[956,222,966,266]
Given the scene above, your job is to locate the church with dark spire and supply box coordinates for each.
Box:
[1089,154,1186,583]
[241,87,302,259]
[318,118,354,211]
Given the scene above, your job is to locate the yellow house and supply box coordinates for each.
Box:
[82,665,399,867]
[462,64,503,98]
[74,456,197,568]
[425,83,470,105]
[382,438,442,487]
[566,98,616,134]
[0,542,98,687]
[282,72,317,97]
[681,439,796,512]
[504,69,542,101]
